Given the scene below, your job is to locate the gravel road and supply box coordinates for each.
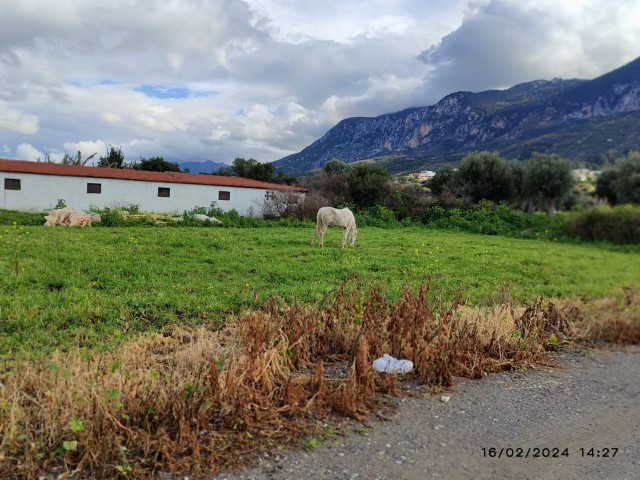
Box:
[211,345,640,480]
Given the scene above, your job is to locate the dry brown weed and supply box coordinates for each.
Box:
[2,282,638,479]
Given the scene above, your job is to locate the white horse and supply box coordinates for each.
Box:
[312,207,357,248]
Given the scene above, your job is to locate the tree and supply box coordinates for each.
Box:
[300,164,351,208]
[323,159,348,174]
[456,151,514,203]
[231,157,274,182]
[131,156,181,172]
[62,150,97,165]
[98,146,125,169]
[37,151,97,165]
[383,182,431,220]
[228,157,294,184]
[523,153,574,216]
[595,168,619,204]
[426,166,457,196]
[614,151,640,204]
[507,160,533,212]
[347,162,389,209]
[261,190,303,218]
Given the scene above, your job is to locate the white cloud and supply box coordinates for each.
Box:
[101,112,123,125]
[135,113,175,133]
[0,0,638,166]
[419,0,640,94]
[62,140,106,163]
[0,102,39,135]
[16,143,44,161]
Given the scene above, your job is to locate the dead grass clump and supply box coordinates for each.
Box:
[561,287,640,345]
[2,281,638,478]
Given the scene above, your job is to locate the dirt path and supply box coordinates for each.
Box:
[211,346,640,480]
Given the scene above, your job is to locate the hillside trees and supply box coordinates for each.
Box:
[426,151,575,215]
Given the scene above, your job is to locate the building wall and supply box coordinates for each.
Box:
[1,172,277,216]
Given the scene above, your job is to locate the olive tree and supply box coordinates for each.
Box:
[523,153,574,216]
[426,166,457,196]
[614,151,640,204]
[347,162,389,209]
[595,168,619,204]
[455,151,514,203]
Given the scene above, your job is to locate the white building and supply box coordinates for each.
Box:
[0,159,306,216]
[570,168,601,182]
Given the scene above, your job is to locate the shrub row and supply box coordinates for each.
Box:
[3,204,640,244]
[567,205,640,244]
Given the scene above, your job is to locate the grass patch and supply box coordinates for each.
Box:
[0,209,46,226]
[1,225,639,357]
[1,221,639,477]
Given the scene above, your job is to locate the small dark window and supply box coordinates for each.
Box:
[4,178,21,190]
[87,183,101,194]
[158,187,170,197]
[218,191,230,201]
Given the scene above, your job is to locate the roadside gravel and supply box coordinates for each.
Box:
[210,345,640,480]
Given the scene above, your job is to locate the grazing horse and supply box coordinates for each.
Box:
[312,207,357,248]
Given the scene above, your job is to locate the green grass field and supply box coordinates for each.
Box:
[2,224,639,357]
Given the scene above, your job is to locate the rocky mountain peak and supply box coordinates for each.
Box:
[273,57,640,175]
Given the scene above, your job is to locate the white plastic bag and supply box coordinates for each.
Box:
[372,353,414,374]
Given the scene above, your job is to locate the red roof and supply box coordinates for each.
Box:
[0,159,306,192]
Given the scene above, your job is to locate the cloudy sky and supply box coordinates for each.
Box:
[1,0,639,167]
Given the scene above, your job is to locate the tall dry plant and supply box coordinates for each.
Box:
[2,282,638,479]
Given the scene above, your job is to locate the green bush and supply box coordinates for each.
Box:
[567,205,640,244]
[355,205,400,228]
[95,208,129,227]
[419,203,562,238]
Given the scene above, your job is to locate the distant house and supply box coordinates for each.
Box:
[406,170,436,182]
[418,170,436,180]
[0,159,306,216]
[570,168,601,182]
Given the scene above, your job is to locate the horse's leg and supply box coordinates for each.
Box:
[312,217,322,245]
[349,225,356,247]
[320,224,328,247]
[342,226,349,248]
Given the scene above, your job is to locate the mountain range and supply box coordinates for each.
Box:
[273,56,640,175]
[178,160,229,174]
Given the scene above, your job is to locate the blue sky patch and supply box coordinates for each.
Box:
[136,84,217,99]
